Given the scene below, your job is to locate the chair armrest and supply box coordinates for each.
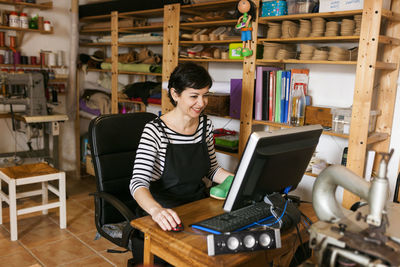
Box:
[90,191,138,249]
[90,191,136,221]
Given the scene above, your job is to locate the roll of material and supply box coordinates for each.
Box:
[100,62,162,73]
[13,51,21,65]
[210,81,230,94]
[57,50,64,66]
[48,52,56,66]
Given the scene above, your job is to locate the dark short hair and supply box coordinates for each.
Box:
[167,62,213,106]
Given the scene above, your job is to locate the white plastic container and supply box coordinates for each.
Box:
[331,107,380,134]
[19,13,28,29]
[9,12,19,28]
[319,0,391,13]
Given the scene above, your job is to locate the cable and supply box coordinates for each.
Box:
[256,199,288,227]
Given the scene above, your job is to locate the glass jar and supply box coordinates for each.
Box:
[290,84,306,126]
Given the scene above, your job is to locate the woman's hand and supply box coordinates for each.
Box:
[149,206,181,231]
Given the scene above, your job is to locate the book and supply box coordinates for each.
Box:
[290,69,309,95]
[280,71,286,123]
[269,71,276,121]
[275,70,282,122]
[262,70,270,121]
[255,66,280,120]
[284,70,291,123]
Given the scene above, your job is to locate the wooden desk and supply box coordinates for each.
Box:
[131,198,316,266]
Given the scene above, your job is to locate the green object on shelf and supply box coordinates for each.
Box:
[215,135,239,149]
[29,15,39,30]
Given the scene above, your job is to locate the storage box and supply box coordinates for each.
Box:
[261,0,288,17]
[204,93,230,116]
[305,105,332,128]
[215,134,239,152]
[319,0,391,13]
[287,0,318,15]
[229,43,244,60]
[331,107,380,134]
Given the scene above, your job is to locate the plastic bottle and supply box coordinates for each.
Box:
[20,13,29,29]
[290,84,306,126]
[9,12,19,28]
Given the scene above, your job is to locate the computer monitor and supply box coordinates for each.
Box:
[223,124,323,212]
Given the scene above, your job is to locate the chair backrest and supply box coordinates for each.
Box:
[89,112,157,225]
[394,172,400,203]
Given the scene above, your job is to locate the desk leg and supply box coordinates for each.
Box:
[143,233,154,265]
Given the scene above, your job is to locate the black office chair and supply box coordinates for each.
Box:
[394,172,399,203]
[88,112,157,260]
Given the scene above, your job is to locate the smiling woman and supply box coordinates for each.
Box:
[129,63,234,245]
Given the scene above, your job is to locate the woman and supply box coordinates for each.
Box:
[130,62,233,231]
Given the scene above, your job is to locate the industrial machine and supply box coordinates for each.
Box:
[310,150,400,266]
[0,72,67,168]
[0,72,48,116]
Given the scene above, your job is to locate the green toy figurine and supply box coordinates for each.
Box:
[236,0,256,57]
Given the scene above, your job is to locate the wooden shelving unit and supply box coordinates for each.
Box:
[162,0,400,208]
[77,6,165,173]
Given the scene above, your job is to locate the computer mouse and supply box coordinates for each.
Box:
[171,223,184,232]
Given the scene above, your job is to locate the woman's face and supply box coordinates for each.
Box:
[238,0,250,13]
[173,87,209,118]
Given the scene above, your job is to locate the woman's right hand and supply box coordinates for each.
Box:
[149,206,181,231]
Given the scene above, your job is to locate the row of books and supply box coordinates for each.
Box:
[254,67,310,123]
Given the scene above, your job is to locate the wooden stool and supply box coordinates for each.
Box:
[0,162,66,241]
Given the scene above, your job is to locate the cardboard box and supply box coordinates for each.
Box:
[305,106,333,128]
[229,43,244,60]
[204,93,230,116]
[319,0,391,13]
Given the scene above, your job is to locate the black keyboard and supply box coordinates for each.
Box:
[191,201,274,233]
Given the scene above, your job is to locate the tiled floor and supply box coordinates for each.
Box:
[0,173,133,267]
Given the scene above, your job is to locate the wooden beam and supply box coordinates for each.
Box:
[111,11,119,114]
[239,0,260,156]
[161,4,180,115]
[344,0,384,208]
[371,0,400,176]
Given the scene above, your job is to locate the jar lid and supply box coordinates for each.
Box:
[20,13,27,16]
[44,21,51,23]
[10,11,18,15]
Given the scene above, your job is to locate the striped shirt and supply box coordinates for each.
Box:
[130,116,221,199]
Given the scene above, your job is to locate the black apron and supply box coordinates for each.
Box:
[150,115,211,208]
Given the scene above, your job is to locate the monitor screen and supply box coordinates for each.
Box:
[223,125,323,212]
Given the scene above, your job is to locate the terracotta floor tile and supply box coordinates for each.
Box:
[74,196,95,212]
[17,217,72,249]
[0,249,40,267]
[76,230,119,252]
[62,212,96,235]
[30,236,96,266]
[0,226,26,257]
[100,249,133,267]
[61,254,114,267]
